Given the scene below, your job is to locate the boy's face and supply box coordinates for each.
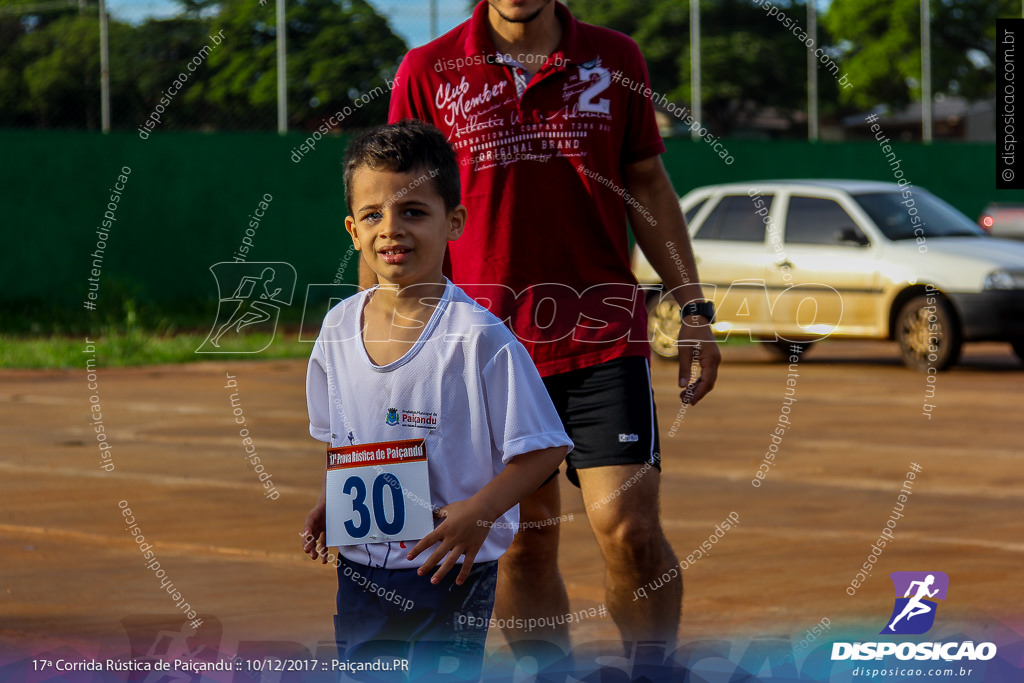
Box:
[345,166,465,289]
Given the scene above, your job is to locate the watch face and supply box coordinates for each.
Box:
[681,302,714,321]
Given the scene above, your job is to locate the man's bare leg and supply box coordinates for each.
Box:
[577,463,680,647]
[495,475,571,654]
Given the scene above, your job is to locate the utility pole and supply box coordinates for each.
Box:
[690,0,701,139]
[98,0,110,132]
[921,0,932,142]
[277,0,287,133]
[807,0,818,141]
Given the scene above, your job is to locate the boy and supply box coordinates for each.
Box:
[301,120,572,679]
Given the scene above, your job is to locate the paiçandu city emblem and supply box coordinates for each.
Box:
[881,571,949,635]
[385,408,399,426]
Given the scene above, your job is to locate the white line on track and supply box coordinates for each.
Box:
[0,522,309,564]
[659,520,1024,553]
[0,461,311,496]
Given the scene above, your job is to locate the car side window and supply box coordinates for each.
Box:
[694,195,771,242]
[786,196,869,246]
[684,199,708,225]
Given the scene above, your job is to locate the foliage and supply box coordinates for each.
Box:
[571,0,839,136]
[0,0,406,130]
[189,0,406,130]
[570,0,1007,131]
[1,13,133,127]
[823,0,1014,109]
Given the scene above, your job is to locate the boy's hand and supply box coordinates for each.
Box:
[302,500,329,564]
[406,498,496,586]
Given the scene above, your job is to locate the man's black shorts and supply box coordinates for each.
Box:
[542,355,661,488]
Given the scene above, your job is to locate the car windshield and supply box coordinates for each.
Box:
[853,191,986,240]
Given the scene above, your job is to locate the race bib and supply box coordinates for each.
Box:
[325,439,434,546]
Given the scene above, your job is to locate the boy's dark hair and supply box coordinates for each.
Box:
[343,120,461,214]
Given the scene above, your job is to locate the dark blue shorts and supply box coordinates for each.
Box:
[334,554,498,681]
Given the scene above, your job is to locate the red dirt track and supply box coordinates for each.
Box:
[2,340,1022,659]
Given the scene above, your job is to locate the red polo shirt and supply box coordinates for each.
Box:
[389,0,665,377]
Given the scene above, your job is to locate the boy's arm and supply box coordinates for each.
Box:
[301,342,333,563]
[301,450,330,563]
[406,445,567,585]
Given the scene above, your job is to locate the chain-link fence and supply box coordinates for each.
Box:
[0,0,472,131]
[1,0,1010,140]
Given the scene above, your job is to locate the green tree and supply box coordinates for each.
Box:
[0,1,211,129]
[193,0,407,130]
[122,17,217,129]
[0,0,406,130]
[10,13,138,128]
[571,0,836,136]
[823,0,1014,109]
[0,0,89,126]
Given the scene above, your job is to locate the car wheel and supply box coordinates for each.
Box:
[646,295,681,360]
[1010,339,1024,363]
[895,295,962,372]
[759,339,814,359]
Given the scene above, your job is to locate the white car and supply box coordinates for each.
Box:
[633,180,1024,371]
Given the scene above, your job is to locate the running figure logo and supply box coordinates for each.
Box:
[881,571,949,635]
[197,262,296,353]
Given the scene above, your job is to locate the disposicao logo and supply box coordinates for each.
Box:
[831,570,997,663]
[882,571,948,635]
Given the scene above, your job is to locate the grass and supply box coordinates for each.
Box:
[0,299,313,369]
[2,332,750,369]
[0,332,315,369]
[0,331,315,369]
[1,299,752,369]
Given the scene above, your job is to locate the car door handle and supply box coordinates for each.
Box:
[775,260,793,269]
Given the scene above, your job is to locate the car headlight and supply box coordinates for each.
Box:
[983,270,1023,290]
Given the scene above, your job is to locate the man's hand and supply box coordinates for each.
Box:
[406,498,496,586]
[678,316,720,405]
[623,154,721,404]
[301,500,329,564]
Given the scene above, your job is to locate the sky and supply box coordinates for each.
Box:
[105,0,842,52]
[106,0,471,49]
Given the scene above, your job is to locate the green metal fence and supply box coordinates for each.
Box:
[2,130,1018,329]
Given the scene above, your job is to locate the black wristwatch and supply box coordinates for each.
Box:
[680,301,715,323]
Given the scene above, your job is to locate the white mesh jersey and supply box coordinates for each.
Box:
[306,279,573,570]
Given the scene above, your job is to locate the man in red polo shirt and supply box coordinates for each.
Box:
[376,0,720,651]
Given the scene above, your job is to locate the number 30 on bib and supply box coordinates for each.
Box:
[325,439,434,546]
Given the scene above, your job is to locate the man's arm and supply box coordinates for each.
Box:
[623,155,720,404]
[406,445,567,585]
